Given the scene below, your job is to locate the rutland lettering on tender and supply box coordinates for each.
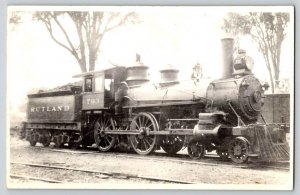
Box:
[30,106,70,112]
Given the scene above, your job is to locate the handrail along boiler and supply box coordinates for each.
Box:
[23,38,289,163]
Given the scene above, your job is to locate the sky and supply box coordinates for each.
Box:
[7,6,294,122]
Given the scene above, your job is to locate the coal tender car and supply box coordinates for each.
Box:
[23,38,289,163]
[25,89,82,148]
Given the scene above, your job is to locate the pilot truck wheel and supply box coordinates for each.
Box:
[187,140,205,159]
[228,137,249,163]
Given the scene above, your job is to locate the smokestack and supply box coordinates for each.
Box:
[221,38,234,79]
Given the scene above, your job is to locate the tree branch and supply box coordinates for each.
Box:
[40,17,74,55]
[49,12,78,56]
[39,12,85,72]
[104,12,134,33]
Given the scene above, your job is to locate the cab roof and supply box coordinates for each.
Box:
[72,66,125,78]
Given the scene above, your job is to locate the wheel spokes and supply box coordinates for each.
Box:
[129,113,158,155]
[132,120,140,129]
[161,135,185,155]
[188,140,205,159]
[228,137,249,163]
[94,116,116,152]
[144,137,152,147]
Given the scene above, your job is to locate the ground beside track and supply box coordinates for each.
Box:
[8,134,292,188]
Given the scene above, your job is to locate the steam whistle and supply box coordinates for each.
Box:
[136,53,141,63]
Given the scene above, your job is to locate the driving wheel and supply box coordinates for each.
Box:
[128,112,158,155]
[94,115,116,152]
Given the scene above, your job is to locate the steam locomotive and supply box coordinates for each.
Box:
[23,38,289,163]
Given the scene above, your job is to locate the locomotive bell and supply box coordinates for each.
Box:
[233,49,254,75]
[126,54,149,86]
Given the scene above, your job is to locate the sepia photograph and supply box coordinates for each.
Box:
[6,6,294,190]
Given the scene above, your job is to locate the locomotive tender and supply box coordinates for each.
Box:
[23,38,289,163]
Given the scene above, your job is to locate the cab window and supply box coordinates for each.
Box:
[105,79,112,91]
[95,75,104,92]
[84,77,93,92]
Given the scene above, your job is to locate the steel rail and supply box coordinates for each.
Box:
[11,161,195,184]
[10,174,63,183]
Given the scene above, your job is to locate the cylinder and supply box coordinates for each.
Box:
[221,38,234,79]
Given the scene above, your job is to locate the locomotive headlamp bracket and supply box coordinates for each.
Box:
[262,82,270,91]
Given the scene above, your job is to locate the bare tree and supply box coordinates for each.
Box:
[222,12,290,93]
[9,11,137,73]
[31,11,137,72]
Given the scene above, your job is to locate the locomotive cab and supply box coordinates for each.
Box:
[73,67,127,110]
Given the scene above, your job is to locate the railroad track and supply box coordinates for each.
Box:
[10,161,195,184]
[10,174,63,183]
[28,146,290,171]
